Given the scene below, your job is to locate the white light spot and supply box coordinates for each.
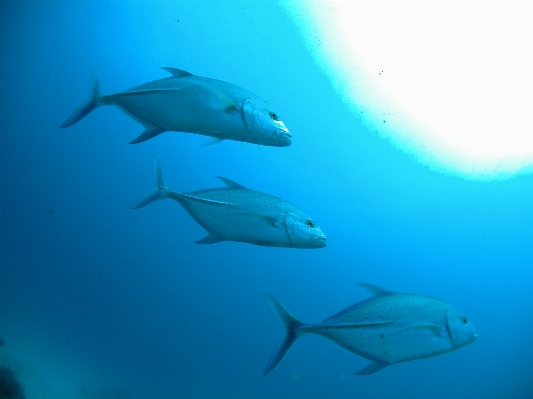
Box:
[282,2,533,180]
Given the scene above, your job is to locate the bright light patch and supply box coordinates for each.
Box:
[282,2,533,180]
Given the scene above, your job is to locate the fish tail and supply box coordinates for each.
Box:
[263,293,307,375]
[60,71,103,128]
[130,158,171,209]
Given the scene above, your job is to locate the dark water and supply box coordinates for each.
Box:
[1,1,532,398]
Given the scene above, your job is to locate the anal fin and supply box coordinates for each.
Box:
[129,125,165,144]
[354,361,388,375]
[201,137,225,148]
[195,234,226,245]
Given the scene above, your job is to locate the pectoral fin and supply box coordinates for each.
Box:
[223,212,282,227]
[188,81,237,113]
[195,234,226,245]
[211,89,238,113]
[259,215,282,227]
[394,323,445,337]
[323,320,394,328]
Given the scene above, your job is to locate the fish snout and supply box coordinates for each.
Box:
[275,128,292,146]
[314,234,327,248]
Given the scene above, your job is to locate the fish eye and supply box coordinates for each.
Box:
[461,317,468,325]
[269,111,281,121]
[305,220,315,228]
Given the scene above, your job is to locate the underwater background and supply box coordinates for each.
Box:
[1,1,532,398]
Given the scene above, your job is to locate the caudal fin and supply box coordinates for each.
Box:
[263,293,307,375]
[130,158,170,209]
[61,71,103,128]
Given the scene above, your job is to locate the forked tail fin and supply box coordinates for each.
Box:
[130,158,170,209]
[263,293,307,375]
[61,71,103,128]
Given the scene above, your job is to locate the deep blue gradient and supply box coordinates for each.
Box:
[1,1,532,398]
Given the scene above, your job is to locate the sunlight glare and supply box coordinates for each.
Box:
[282,1,533,180]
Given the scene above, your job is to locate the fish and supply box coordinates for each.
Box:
[263,284,477,375]
[131,158,326,248]
[60,67,291,147]
[0,337,3,348]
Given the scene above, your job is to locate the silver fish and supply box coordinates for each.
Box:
[61,68,291,147]
[264,284,477,375]
[131,159,326,248]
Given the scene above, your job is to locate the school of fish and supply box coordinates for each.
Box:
[62,67,477,375]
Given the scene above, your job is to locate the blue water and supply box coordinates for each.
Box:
[1,1,532,398]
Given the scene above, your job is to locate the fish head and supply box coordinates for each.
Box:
[284,212,327,248]
[446,310,478,348]
[243,99,291,146]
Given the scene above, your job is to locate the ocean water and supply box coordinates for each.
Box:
[1,1,532,399]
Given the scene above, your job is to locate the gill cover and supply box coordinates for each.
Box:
[282,213,296,246]
[242,98,261,141]
[446,312,460,348]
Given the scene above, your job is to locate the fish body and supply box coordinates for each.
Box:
[61,68,290,147]
[131,159,326,248]
[264,284,477,375]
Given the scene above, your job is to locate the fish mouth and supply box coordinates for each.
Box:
[274,130,292,146]
[314,235,327,248]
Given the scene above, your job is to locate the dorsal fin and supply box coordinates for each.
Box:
[216,176,246,189]
[161,67,194,77]
[356,283,393,297]
[158,71,238,112]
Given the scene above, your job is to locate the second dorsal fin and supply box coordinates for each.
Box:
[216,176,246,189]
[356,283,393,297]
[161,67,194,77]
